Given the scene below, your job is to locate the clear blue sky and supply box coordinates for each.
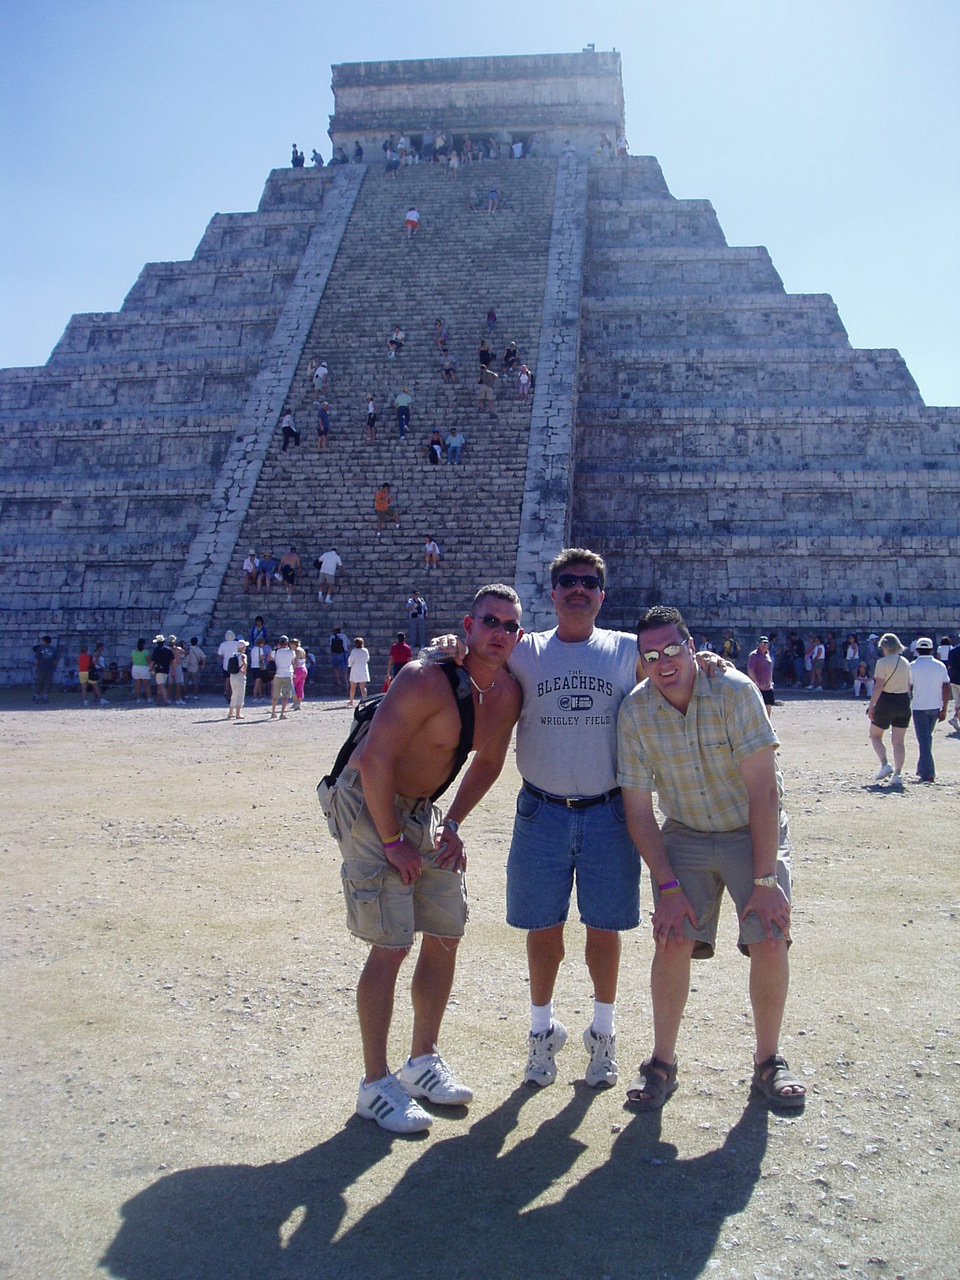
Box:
[2,0,958,405]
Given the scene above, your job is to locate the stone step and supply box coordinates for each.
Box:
[587,199,726,246]
[581,293,848,349]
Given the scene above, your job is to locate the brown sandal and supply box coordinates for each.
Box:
[625,1055,678,1110]
[751,1053,806,1109]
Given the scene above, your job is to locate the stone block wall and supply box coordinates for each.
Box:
[573,156,960,642]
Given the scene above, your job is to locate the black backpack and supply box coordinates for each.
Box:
[317,662,474,811]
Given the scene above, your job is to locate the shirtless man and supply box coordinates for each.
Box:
[323,584,524,1133]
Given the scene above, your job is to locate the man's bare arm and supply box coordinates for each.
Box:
[737,745,789,944]
[621,787,698,947]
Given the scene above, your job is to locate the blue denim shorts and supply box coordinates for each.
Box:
[506,786,641,932]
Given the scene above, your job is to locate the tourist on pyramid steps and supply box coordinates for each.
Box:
[386,324,405,358]
[270,636,296,719]
[226,640,248,720]
[427,428,443,464]
[32,635,60,704]
[374,482,400,537]
[329,626,350,693]
[866,633,911,783]
[618,604,805,1113]
[447,149,460,178]
[477,364,498,414]
[501,340,519,376]
[316,400,330,452]
[405,206,421,236]
[468,187,481,212]
[280,410,299,452]
[129,638,151,702]
[183,637,205,700]
[322,583,523,1133]
[423,536,441,572]
[365,395,377,442]
[353,140,364,163]
[487,187,500,214]
[291,144,304,168]
[852,661,874,699]
[149,635,173,707]
[310,148,324,168]
[242,549,258,594]
[406,589,428,650]
[747,635,776,718]
[388,632,413,679]
[421,126,435,161]
[518,364,532,399]
[279,548,302,601]
[217,630,239,700]
[315,546,342,604]
[312,358,328,401]
[395,387,412,438]
[909,638,951,782]
[384,143,399,176]
[486,307,497,336]
[617,134,629,159]
[477,337,494,368]
[444,426,464,464]
[347,636,371,706]
[257,550,278,595]
[599,132,615,162]
[511,139,524,159]
[440,347,457,385]
[433,318,449,349]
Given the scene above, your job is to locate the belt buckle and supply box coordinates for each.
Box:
[566,796,579,809]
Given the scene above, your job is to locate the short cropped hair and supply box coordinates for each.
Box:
[635,605,692,643]
[471,583,521,613]
[550,547,606,588]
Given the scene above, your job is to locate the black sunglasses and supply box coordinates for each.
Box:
[473,614,521,634]
[555,573,603,590]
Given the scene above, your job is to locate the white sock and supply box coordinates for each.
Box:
[530,1001,553,1035]
[592,1000,615,1037]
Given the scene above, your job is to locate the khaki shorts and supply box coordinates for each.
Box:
[654,814,792,959]
[274,676,293,698]
[327,767,467,949]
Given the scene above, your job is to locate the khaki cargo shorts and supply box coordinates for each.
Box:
[325,767,467,949]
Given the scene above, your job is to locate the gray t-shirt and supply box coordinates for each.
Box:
[509,627,639,796]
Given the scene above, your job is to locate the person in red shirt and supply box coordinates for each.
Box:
[388,632,413,679]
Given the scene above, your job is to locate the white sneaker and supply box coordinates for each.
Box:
[524,1020,567,1087]
[398,1052,473,1105]
[583,1025,618,1088]
[356,1073,432,1133]
[325,594,333,604]
[875,763,893,781]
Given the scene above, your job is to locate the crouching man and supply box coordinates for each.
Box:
[323,585,523,1132]
[617,606,805,1112]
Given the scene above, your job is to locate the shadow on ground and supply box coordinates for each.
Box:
[101,1086,770,1279]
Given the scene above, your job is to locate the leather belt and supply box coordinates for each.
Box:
[522,781,622,810]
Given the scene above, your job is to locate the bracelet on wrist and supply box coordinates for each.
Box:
[658,878,681,895]
[382,831,403,849]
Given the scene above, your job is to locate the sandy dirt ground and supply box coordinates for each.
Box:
[1,686,958,1280]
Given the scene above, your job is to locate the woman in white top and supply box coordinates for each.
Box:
[866,633,911,782]
[347,636,371,706]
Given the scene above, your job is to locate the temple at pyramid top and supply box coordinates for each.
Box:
[329,50,625,158]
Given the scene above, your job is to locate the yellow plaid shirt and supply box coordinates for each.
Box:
[617,669,781,832]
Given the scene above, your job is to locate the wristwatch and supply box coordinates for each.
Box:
[444,819,460,834]
[753,874,778,889]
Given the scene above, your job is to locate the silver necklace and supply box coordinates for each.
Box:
[468,673,496,704]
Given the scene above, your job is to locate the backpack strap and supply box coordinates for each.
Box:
[430,661,475,801]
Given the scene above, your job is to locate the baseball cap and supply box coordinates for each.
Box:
[915,637,934,653]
